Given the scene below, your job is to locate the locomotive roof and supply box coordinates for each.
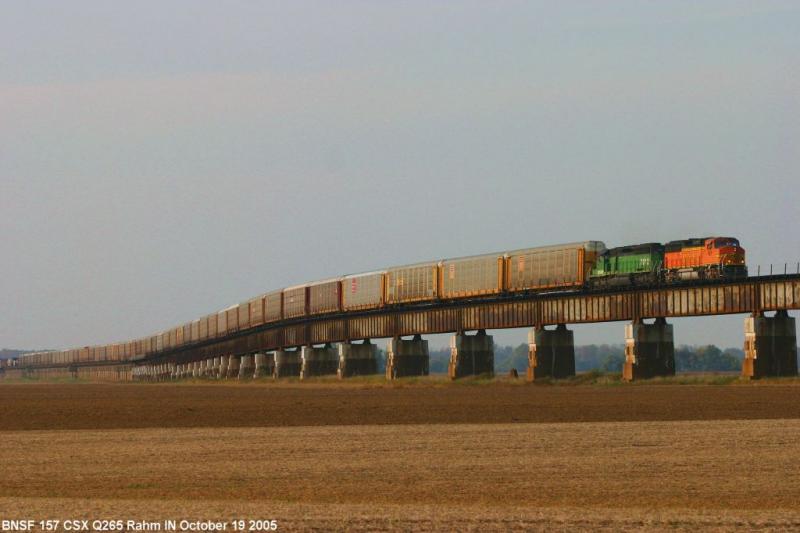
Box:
[605,242,664,255]
[665,237,712,251]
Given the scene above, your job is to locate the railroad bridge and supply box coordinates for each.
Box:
[3,275,799,382]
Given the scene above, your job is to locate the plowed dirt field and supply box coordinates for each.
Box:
[1,381,799,430]
[1,382,799,531]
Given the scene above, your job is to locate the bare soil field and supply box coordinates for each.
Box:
[1,380,800,430]
[1,420,800,531]
[2,382,799,530]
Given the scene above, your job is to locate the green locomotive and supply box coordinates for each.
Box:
[589,243,664,287]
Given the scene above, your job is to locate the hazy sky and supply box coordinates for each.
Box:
[2,1,799,351]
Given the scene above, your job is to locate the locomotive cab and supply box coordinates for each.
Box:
[709,237,747,278]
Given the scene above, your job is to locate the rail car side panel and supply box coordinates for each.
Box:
[208,314,219,338]
[507,245,589,291]
[217,310,228,337]
[342,271,385,310]
[226,306,238,333]
[249,296,265,326]
[386,262,439,304]
[283,285,308,318]
[199,316,209,340]
[439,254,503,299]
[264,290,283,322]
[237,301,251,330]
[156,333,165,353]
[309,279,342,315]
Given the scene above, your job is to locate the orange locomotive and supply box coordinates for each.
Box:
[663,237,747,282]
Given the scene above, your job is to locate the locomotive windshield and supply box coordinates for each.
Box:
[715,238,739,248]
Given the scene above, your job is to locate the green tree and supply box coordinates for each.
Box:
[600,353,625,372]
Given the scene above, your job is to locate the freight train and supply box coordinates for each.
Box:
[4,236,746,369]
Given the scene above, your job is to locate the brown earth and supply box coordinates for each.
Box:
[1,381,800,431]
[1,420,800,531]
[2,382,800,531]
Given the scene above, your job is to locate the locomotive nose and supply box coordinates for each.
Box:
[724,247,746,265]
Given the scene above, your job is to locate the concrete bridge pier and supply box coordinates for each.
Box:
[239,355,254,380]
[300,344,338,379]
[386,335,430,379]
[218,355,229,379]
[182,363,193,379]
[449,330,494,379]
[274,350,301,378]
[203,358,214,377]
[527,324,576,381]
[227,355,241,379]
[337,340,378,378]
[742,310,798,378]
[623,318,675,381]
[253,353,270,378]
